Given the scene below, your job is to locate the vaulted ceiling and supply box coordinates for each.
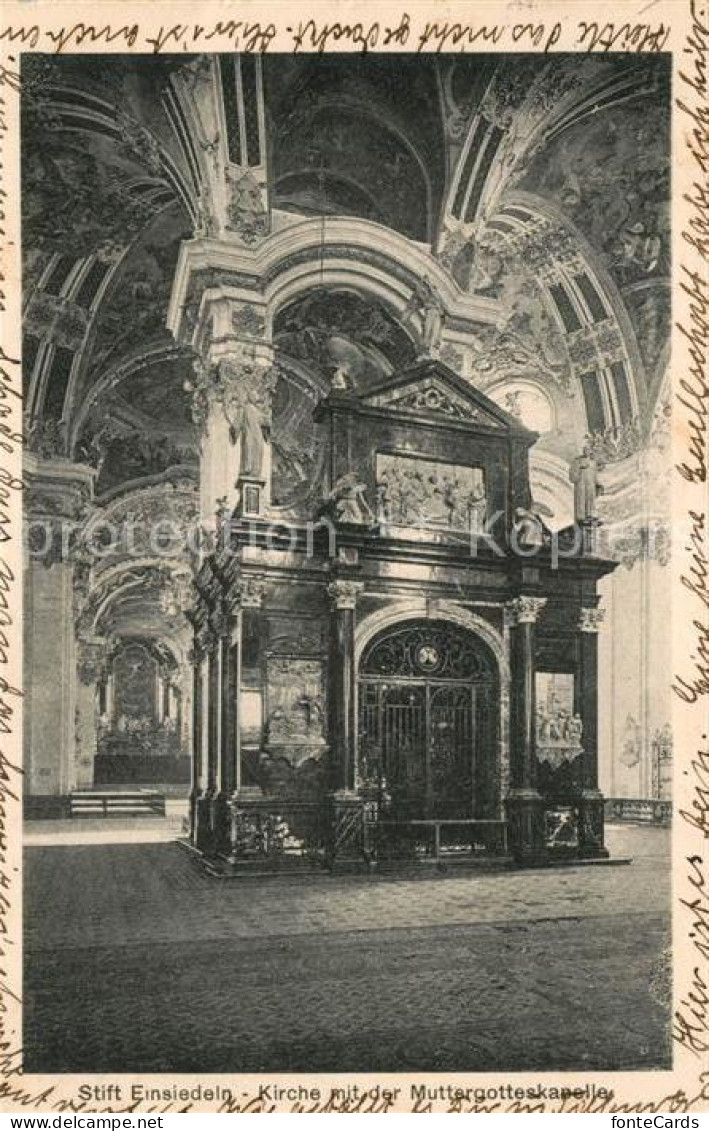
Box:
[22,53,670,500]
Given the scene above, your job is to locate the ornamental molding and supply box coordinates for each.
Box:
[368,375,501,427]
[353,598,510,686]
[231,303,267,339]
[76,638,113,686]
[327,580,364,611]
[229,575,266,610]
[182,353,277,437]
[74,560,189,637]
[24,292,89,351]
[599,520,671,570]
[578,606,606,633]
[166,217,501,342]
[507,595,547,625]
[585,418,643,464]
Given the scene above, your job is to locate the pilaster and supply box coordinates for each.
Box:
[576,604,609,859]
[326,580,366,869]
[24,456,95,798]
[505,594,547,865]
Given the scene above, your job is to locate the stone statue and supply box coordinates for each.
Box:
[328,473,374,525]
[569,444,604,523]
[330,367,350,392]
[375,480,391,523]
[404,277,445,357]
[221,362,277,480]
[567,714,584,746]
[215,496,230,530]
[466,485,487,531]
[512,507,545,548]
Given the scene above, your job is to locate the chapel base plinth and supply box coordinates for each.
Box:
[325,791,371,873]
[505,790,548,866]
[577,790,609,859]
[194,792,214,855]
[211,791,232,856]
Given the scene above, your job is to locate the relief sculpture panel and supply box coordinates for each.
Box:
[265,657,326,752]
[375,453,486,531]
[260,657,327,802]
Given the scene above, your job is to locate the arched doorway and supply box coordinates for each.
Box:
[94,637,190,786]
[357,620,498,820]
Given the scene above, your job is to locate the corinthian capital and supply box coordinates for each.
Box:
[327,580,364,611]
[230,575,266,610]
[507,595,547,625]
[578,606,605,633]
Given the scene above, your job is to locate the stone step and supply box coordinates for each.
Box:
[69,791,166,818]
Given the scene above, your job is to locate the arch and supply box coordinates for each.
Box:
[485,377,557,435]
[107,633,180,673]
[355,599,509,684]
[262,219,501,330]
[68,342,191,453]
[167,216,502,342]
[354,599,510,814]
[78,558,192,639]
[496,190,646,419]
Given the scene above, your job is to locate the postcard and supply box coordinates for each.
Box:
[0,0,707,1114]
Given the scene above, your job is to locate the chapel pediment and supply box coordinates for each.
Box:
[359,361,524,434]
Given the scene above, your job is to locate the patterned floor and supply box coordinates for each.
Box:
[24,825,671,1073]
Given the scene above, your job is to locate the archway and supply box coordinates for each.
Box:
[94,637,190,787]
[357,618,500,820]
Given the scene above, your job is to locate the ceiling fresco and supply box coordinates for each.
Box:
[86,208,192,379]
[519,95,670,289]
[21,53,670,501]
[265,55,446,241]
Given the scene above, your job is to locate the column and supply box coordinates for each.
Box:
[231,629,242,794]
[195,651,212,851]
[326,580,366,870]
[505,595,547,864]
[189,646,203,843]
[219,612,236,794]
[194,627,220,853]
[162,675,171,721]
[228,576,263,858]
[169,53,273,528]
[327,580,363,793]
[25,455,95,801]
[230,575,264,793]
[206,633,220,794]
[577,605,609,858]
[75,637,108,790]
[210,603,232,855]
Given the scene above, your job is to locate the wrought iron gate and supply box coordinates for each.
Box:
[358,621,496,820]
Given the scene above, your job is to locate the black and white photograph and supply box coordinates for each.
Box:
[16,41,679,1088]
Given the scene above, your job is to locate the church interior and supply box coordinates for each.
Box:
[22,53,672,872]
